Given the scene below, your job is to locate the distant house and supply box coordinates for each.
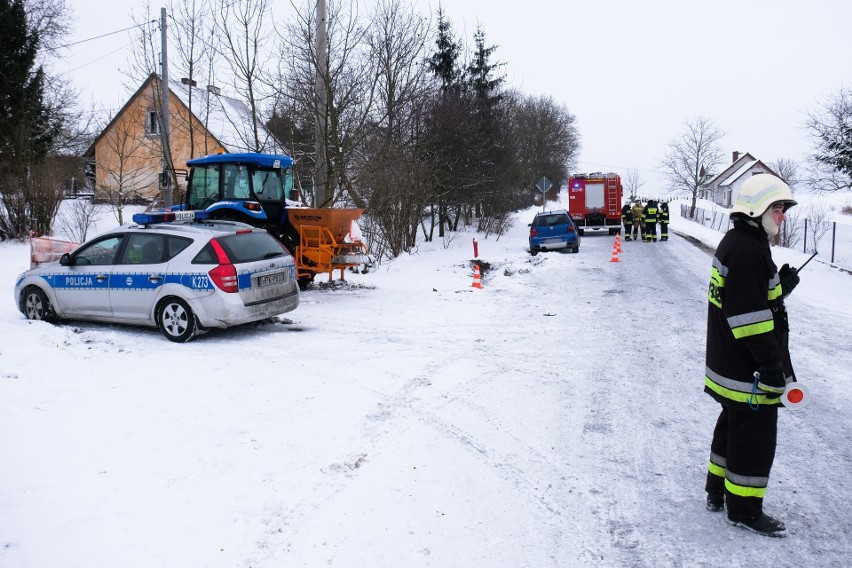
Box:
[83,73,284,202]
[702,151,779,208]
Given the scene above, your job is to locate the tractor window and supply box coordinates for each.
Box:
[188,165,220,209]
[251,169,284,201]
[223,165,250,199]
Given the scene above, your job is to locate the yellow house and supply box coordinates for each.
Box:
[83,73,284,204]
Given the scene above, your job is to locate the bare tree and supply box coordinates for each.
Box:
[24,0,70,56]
[350,0,432,257]
[805,86,852,191]
[624,168,644,201]
[660,116,725,219]
[215,0,275,152]
[168,0,216,159]
[58,196,101,242]
[507,91,580,204]
[771,157,802,190]
[274,0,378,207]
[97,117,157,225]
[775,204,802,249]
[803,200,833,253]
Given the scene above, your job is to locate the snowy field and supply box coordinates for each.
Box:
[1,197,851,567]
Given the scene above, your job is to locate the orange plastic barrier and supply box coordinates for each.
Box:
[30,236,79,268]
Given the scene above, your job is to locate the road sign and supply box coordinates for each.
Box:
[536,176,552,193]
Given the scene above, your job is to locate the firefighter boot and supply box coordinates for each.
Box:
[727,513,787,538]
[706,492,724,512]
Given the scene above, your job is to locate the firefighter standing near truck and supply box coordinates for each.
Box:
[631,199,644,241]
[659,201,670,241]
[621,203,634,240]
[643,199,659,242]
[703,174,801,538]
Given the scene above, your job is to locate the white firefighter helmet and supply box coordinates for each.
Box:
[730,174,797,218]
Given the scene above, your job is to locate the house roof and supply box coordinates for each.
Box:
[84,73,284,158]
[718,159,759,186]
[169,79,285,156]
[707,152,779,188]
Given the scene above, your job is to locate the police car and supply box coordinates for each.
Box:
[14,210,299,342]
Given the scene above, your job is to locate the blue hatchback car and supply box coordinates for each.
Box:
[528,209,581,255]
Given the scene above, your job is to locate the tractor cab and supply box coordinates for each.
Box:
[185,152,297,248]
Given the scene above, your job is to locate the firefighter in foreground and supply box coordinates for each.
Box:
[621,202,634,240]
[703,174,801,537]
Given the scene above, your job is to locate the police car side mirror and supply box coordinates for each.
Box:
[59,253,71,266]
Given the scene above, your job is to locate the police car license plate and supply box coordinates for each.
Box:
[258,272,286,287]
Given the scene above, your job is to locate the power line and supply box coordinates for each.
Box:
[65,42,132,72]
[53,21,158,50]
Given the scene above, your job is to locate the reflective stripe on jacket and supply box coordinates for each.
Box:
[643,205,658,222]
[631,205,644,221]
[704,221,794,410]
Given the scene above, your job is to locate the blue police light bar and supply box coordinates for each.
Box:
[132,210,210,225]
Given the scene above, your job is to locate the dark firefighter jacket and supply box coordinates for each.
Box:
[621,204,633,223]
[705,220,795,410]
[643,204,658,223]
[659,205,670,224]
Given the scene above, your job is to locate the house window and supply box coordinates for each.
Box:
[146,110,160,135]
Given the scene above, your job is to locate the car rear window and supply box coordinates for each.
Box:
[193,231,288,264]
[534,214,569,226]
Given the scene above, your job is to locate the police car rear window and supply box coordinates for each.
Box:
[191,232,287,264]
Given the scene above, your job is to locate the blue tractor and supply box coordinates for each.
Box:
[181,151,369,289]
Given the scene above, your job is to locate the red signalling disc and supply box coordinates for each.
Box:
[781,383,809,409]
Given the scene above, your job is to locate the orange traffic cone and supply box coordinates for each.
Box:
[471,264,483,288]
[615,237,622,253]
[609,244,621,263]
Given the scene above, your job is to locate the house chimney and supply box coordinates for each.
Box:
[181,77,197,87]
[732,151,740,163]
[207,85,221,96]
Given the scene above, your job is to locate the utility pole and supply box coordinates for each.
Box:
[160,7,173,207]
[314,0,328,208]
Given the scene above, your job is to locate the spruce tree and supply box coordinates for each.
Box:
[428,7,462,93]
[0,0,56,168]
[0,0,62,238]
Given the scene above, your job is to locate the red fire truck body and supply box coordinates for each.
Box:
[567,172,623,235]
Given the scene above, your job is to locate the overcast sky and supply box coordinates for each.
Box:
[63,0,852,192]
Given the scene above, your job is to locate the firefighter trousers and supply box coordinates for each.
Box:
[644,222,657,241]
[706,405,779,520]
[660,222,669,240]
[632,222,642,240]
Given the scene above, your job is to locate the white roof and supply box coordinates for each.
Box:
[718,159,758,187]
[169,80,285,155]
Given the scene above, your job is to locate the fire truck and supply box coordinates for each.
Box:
[567,172,623,236]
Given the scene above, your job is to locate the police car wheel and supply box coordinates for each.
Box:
[23,287,55,322]
[157,297,197,343]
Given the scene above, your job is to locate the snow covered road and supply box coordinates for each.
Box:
[2,208,851,567]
